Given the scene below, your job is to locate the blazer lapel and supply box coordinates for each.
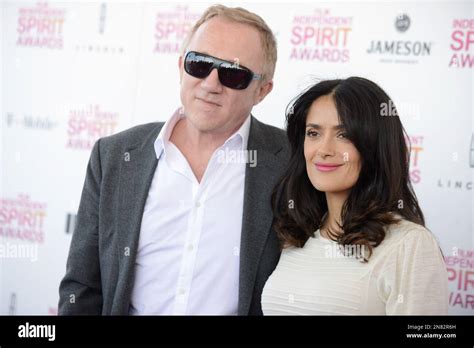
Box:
[238,117,286,315]
[111,123,163,314]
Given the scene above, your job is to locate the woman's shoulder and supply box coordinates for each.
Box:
[382,217,435,245]
[374,218,448,315]
[371,217,442,261]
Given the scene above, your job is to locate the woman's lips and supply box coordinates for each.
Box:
[315,163,344,172]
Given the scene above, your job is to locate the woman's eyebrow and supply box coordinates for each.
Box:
[305,123,345,130]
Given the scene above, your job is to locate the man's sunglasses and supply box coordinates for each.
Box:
[184,51,263,90]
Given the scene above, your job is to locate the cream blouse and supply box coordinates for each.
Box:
[262,219,449,315]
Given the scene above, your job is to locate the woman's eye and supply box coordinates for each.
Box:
[337,132,348,139]
[306,130,319,137]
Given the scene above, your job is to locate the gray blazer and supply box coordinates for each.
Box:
[58,116,290,315]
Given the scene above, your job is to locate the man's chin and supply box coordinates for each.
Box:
[187,113,224,134]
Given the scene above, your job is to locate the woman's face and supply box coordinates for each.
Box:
[304,95,361,195]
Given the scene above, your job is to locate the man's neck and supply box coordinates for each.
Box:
[177,118,237,152]
[168,117,246,183]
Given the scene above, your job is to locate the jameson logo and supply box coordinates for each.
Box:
[154,5,201,54]
[18,322,55,341]
[367,41,431,55]
[395,13,410,33]
[448,18,474,68]
[289,8,352,62]
[17,2,66,49]
[66,104,118,150]
[366,13,433,63]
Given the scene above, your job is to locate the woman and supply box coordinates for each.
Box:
[262,77,448,315]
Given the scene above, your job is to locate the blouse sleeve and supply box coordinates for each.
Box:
[377,226,449,315]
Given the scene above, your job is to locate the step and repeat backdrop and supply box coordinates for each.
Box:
[1,0,473,315]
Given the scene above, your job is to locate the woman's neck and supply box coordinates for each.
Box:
[321,190,350,239]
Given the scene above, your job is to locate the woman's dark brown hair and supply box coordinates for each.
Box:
[272,76,425,261]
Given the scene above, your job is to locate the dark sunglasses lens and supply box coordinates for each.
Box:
[218,65,252,90]
[185,53,213,78]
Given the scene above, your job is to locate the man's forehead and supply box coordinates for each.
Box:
[196,16,260,37]
[187,18,263,61]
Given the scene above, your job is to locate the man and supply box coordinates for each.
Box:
[58,4,289,315]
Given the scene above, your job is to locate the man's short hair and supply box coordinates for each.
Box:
[181,4,277,81]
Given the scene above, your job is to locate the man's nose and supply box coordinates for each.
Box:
[200,68,223,93]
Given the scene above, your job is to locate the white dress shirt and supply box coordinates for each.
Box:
[129,109,251,315]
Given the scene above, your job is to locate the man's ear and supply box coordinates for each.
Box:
[254,79,274,106]
[178,55,184,82]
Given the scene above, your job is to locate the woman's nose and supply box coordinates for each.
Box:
[317,136,336,158]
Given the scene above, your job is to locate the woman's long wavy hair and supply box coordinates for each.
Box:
[272,77,425,261]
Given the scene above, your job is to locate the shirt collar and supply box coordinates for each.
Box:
[222,112,251,152]
[154,108,251,159]
[154,108,184,159]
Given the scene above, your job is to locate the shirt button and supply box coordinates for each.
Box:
[195,201,201,208]
[179,288,186,295]
[188,244,194,251]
